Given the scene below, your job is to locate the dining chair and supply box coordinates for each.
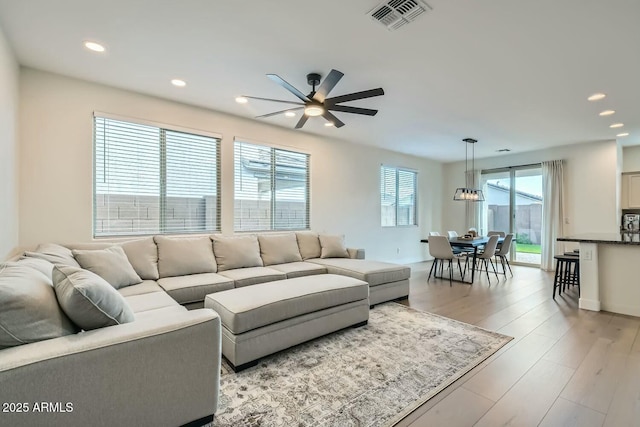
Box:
[447,230,458,239]
[494,233,514,276]
[427,235,466,286]
[488,231,506,237]
[429,231,440,236]
[472,235,500,283]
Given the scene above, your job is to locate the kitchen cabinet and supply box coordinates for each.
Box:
[621,172,640,208]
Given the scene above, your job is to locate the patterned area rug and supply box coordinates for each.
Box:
[210,303,512,427]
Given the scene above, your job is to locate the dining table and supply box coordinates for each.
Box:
[420,236,503,284]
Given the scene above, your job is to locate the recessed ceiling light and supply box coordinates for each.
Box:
[284,111,296,117]
[610,123,624,128]
[588,93,606,101]
[235,96,248,104]
[171,79,186,87]
[84,41,105,52]
[617,132,629,137]
[599,110,615,116]
[324,122,334,127]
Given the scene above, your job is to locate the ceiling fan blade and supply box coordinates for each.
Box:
[243,96,305,106]
[325,88,385,105]
[255,107,304,119]
[313,69,344,103]
[322,111,345,128]
[327,105,378,116]
[295,114,309,129]
[267,74,310,102]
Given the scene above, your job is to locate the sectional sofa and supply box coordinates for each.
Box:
[0,231,410,427]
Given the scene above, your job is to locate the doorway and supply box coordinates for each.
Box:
[480,165,543,266]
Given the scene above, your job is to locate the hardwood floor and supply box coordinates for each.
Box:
[394,261,640,427]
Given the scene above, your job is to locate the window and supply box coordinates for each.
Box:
[380,165,417,227]
[234,140,309,231]
[93,114,220,237]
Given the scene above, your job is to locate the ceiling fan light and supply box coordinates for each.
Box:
[304,105,325,117]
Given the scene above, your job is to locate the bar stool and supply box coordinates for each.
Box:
[553,254,580,299]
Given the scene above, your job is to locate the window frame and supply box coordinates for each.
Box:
[380,164,418,227]
[92,112,222,238]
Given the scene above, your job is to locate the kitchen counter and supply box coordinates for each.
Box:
[558,232,640,245]
[557,234,640,317]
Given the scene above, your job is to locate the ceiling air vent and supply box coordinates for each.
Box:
[368,0,432,31]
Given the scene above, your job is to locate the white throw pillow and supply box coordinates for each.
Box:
[23,243,81,268]
[155,236,217,278]
[52,265,135,331]
[296,231,322,260]
[211,235,263,271]
[258,233,303,266]
[73,246,142,289]
[319,234,350,258]
[0,264,78,349]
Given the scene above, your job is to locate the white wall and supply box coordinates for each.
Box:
[0,25,19,260]
[442,140,620,236]
[622,145,640,172]
[19,68,442,263]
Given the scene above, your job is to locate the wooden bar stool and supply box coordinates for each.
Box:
[553,254,580,299]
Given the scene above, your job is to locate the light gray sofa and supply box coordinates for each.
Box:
[0,231,409,426]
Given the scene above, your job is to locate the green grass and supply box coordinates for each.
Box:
[515,243,541,254]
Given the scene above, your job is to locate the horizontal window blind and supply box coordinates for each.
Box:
[380,165,417,227]
[234,140,310,231]
[94,116,220,237]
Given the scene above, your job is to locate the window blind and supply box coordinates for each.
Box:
[234,140,310,231]
[94,115,221,237]
[380,165,417,227]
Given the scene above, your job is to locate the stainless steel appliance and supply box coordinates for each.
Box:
[623,214,640,231]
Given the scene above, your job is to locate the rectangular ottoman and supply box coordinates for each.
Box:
[204,274,369,371]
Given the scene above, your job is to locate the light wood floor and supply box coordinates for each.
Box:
[394,261,640,427]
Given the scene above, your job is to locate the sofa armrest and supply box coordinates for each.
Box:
[0,309,221,427]
[347,248,365,259]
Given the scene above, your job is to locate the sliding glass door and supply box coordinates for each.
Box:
[480,165,543,266]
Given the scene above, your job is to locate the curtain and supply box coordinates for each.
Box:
[465,169,482,231]
[541,160,565,271]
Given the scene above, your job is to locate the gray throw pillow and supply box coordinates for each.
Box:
[0,264,78,349]
[52,265,135,331]
[72,246,142,289]
[23,243,81,268]
[212,235,263,271]
[258,233,303,266]
[296,231,322,260]
[319,234,350,258]
[7,257,55,279]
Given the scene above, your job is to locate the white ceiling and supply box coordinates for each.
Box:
[1,0,639,162]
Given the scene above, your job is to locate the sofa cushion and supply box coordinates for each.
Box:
[319,234,349,258]
[257,233,303,266]
[205,274,368,334]
[307,258,411,286]
[72,246,142,289]
[117,280,164,297]
[217,266,286,288]
[155,236,216,278]
[2,258,54,279]
[123,291,181,314]
[212,235,263,272]
[269,261,327,279]
[23,243,81,268]
[0,264,78,349]
[158,273,234,304]
[134,305,188,322]
[52,265,135,331]
[296,231,321,260]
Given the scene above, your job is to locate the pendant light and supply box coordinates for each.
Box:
[453,138,485,201]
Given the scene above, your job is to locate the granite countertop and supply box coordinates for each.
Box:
[558,232,640,245]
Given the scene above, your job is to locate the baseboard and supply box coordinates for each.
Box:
[579,297,601,312]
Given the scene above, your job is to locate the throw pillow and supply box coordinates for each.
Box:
[155,236,217,278]
[319,234,350,258]
[296,231,322,260]
[72,246,142,289]
[7,257,55,279]
[0,264,78,349]
[23,243,81,268]
[211,235,263,271]
[52,265,135,331]
[120,237,159,280]
[258,233,303,266]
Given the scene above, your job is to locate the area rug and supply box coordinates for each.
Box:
[210,303,512,427]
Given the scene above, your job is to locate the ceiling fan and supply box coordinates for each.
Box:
[241,69,384,129]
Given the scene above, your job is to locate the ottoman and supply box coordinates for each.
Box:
[204,274,369,371]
